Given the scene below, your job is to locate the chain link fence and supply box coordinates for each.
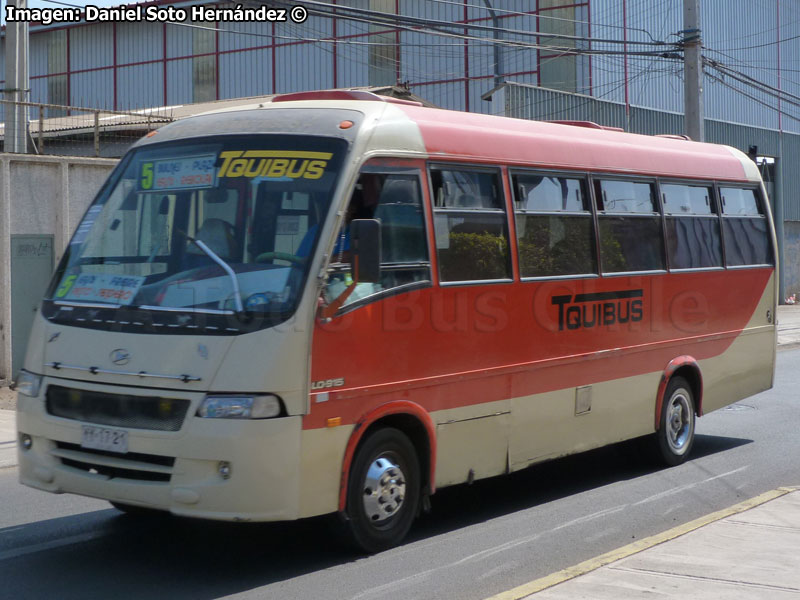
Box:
[1,100,175,158]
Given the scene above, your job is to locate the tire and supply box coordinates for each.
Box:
[343,428,421,553]
[654,376,696,466]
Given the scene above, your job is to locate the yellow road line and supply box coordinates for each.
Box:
[486,486,798,600]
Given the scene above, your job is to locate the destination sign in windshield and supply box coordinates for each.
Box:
[139,154,217,192]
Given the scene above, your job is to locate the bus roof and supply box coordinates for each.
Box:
[394,103,758,183]
[144,91,759,184]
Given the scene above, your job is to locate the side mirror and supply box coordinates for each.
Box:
[349,219,381,283]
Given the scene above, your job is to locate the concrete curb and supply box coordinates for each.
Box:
[485,487,799,600]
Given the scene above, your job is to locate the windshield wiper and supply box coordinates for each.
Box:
[185,236,245,316]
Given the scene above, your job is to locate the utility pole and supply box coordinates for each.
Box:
[683,0,704,141]
[481,0,503,90]
[3,0,30,153]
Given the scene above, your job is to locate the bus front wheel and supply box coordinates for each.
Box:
[343,427,420,553]
[655,376,696,466]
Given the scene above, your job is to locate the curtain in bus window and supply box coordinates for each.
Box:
[722,217,772,266]
[517,215,595,277]
[599,216,665,273]
[435,213,510,281]
[665,217,722,269]
[512,173,595,277]
[431,168,511,282]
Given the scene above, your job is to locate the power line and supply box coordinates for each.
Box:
[704,58,800,110]
[705,70,800,125]
[265,0,675,49]
[420,0,662,44]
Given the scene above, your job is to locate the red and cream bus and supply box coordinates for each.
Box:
[16,90,776,552]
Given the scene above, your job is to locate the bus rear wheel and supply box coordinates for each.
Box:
[343,428,420,553]
[654,376,696,466]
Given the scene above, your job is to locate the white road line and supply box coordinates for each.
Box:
[0,531,106,562]
[551,505,629,532]
[0,527,25,535]
[352,467,754,600]
[632,466,748,506]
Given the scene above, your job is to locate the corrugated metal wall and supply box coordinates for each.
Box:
[590,0,800,134]
[1,1,592,118]
[0,1,794,124]
[1,0,796,213]
[503,81,800,221]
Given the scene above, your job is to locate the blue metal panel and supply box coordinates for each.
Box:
[166,58,193,105]
[116,63,162,110]
[411,81,465,112]
[70,70,114,110]
[466,37,495,82]
[28,31,49,78]
[219,48,272,98]
[336,43,370,88]
[218,19,272,53]
[400,29,464,87]
[70,23,113,71]
[117,21,163,64]
[166,21,193,59]
[470,78,495,115]
[29,79,47,105]
[275,41,333,94]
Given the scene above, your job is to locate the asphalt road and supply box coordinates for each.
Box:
[1,349,799,600]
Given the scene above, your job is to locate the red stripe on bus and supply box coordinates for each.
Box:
[305,269,771,431]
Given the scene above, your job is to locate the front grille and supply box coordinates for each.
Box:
[54,442,175,483]
[46,386,190,431]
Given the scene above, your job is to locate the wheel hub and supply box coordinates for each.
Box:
[667,392,693,453]
[362,456,406,523]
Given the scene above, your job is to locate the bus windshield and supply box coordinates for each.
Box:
[47,135,346,330]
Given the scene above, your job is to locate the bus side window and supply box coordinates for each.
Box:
[595,179,665,273]
[662,183,722,269]
[512,172,596,278]
[720,187,772,266]
[324,170,431,308]
[430,167,511,282]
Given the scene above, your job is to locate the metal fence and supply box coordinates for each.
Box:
[0,99,174,158]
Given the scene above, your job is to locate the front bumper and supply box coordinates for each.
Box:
[16,377,302,521]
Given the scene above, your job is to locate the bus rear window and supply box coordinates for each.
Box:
[720,187,772,267]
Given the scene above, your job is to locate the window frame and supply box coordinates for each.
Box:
[510,168,599,281]
[427,162,513,286]
[657,178,724,273]
[326,159,434,316]
[716,183,774,269]
[591,174,667,276]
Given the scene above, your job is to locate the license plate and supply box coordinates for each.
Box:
[81,425,129,454]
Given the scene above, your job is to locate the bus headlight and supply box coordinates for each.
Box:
[197,395,282,419]
[14,370,43,398]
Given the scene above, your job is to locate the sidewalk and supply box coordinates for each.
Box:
[0,409,16,469]
[495,488,800,599]
[777,303,800,347]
